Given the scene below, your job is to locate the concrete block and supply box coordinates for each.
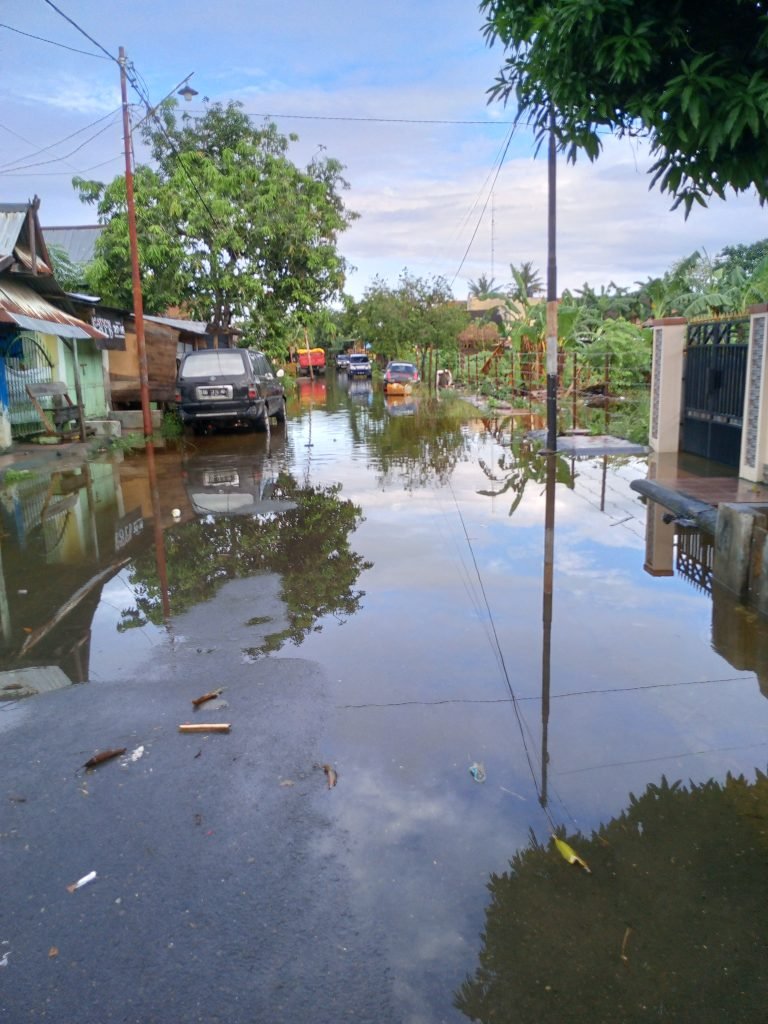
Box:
[714,504,758,598]
[109,409,162,433]
[87,419,122,438]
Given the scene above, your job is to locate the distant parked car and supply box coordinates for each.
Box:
[175,348,286,434]
[382,361,420,394]
[346,353,372,379]
[335,353,351,371]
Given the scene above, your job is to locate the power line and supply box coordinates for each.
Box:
[0,107,121,173]
[0,114,121,175]
[0,20,111,59]
[451,128,515,288]
[248,111,515,126]
[41,0,117,64]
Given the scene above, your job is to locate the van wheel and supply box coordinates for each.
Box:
[274,399,287,424]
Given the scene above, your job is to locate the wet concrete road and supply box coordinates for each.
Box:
[0,578,394,1023]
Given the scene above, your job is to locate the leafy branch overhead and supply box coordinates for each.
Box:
[480,0,768,213]
[73,101,358,353]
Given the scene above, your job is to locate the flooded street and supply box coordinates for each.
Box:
[2,374,768,1022]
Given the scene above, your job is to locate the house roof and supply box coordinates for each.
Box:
[43,225,103,266]
[0,279,107,341]
[144,314,211,335]
[0,199,53,276]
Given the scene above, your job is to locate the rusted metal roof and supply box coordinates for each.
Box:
[0,279,107,341]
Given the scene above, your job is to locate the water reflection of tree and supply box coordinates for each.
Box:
[477,437,573,516]
[120,473,371,652]
[455,772,768,1024]
[367,396,472,489]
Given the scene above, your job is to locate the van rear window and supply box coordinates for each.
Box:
[180,352,246,378]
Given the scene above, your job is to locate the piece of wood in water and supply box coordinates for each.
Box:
[191,687,223,707]
[83,748,127,769]
[178,723,231,734]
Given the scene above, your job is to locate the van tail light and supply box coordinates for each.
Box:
[174,390,181,403]
[248,385,258,399]
[412,370,418,380]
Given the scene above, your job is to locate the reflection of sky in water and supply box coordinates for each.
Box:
[274,425,765,1022]
[70,412,767,1024]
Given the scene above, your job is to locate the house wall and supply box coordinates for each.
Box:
[107,322,178,405]
[57,337,108,419]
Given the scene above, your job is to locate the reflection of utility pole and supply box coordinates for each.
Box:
[545,109,558,452]
[146,442,171,619]
[540,453,557,808]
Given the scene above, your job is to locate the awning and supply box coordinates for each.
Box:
[0,278,107,342]
[6,311,93,340]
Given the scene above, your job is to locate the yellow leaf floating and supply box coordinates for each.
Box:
[552,835,591,874]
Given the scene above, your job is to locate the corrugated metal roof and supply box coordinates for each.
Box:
[0,209,27,260]
[144,314,211,335]
[43,226,103,266]
[0,279,106,341]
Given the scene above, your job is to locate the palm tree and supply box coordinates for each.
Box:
[468,274,504,300]
[509,261,543,300]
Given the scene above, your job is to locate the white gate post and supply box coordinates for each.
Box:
[648,317,687,453]
[739,304,768,483]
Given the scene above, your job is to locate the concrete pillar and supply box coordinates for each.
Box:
[648,317,687,453]
[739,304,768,483]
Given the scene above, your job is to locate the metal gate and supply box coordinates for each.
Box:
[0,333,54,439]
[682,317,749,467]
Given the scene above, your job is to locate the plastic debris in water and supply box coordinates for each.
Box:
[322,764,338,789]
[67,870,97,893]
[552,835,591,874]
[469,762,486,783]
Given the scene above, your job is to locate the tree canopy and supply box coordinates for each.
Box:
[337,270,469,368]
[480,0,768,212]
[74,101,357,356]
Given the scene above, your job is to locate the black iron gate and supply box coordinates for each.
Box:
[682,317,749,467]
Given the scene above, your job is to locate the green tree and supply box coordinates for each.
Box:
[341,271,469,371]
[47,243,87,292]
[74,101,357,358]
[509,260,542,300]
[468,273,504,299]
[481,0,768,212]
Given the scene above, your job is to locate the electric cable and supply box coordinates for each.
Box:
[0,20,111,58]
[41,0,118,64]
[0,108,121,173]
[0,115,121,175]
[450,128,515,289]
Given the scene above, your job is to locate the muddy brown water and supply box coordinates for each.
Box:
[2,374,768,1023]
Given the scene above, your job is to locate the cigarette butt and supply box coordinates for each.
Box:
[178,723,231,734]
[67,870,97,893]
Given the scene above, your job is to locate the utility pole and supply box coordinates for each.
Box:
[119,46,153,439]
[546,108,558,452]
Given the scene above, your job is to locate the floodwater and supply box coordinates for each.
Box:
[2,373,768,1022]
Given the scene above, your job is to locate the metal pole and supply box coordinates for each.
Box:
[546,109,558,451]
[119,47,153,440]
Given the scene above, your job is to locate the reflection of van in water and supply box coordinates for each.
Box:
[182,439,296,517]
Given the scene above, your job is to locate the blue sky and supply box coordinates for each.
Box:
[2,0,767,300]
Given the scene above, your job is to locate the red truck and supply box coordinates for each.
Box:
[297,347,326,376]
